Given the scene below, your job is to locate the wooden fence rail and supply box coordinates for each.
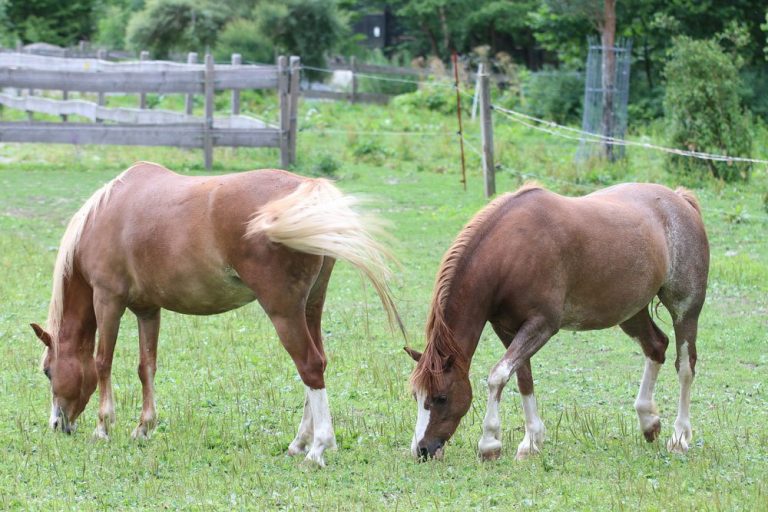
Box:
[0,52,298,169]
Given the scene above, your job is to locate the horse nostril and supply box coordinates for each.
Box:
[418,446,429,460]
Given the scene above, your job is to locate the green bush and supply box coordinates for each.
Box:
[664,37,752,182]
[253,0,346,81]
[391,80,456,115]
[126,0,225,58]
[520,69,583,125]
[214,18,273,64]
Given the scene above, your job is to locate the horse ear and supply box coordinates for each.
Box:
[30,323,52,348]
[403,346,422,362]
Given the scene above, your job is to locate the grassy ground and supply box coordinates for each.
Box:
[0,96,767,510]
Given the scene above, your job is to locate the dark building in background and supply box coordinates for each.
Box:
[351,7,402,52]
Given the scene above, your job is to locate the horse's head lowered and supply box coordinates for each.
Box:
[405,347,472,460]
[31,323,97,433]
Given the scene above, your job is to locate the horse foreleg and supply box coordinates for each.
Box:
[667,315,698,453]
[479,317,553,461]
[513,360,545,460]
[132,310,160,440]
[93,291,126,440]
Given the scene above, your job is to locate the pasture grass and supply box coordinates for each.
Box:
[0,97,767,510]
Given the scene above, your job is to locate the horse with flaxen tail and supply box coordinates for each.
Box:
[405,183,708,461]
[32,162,403,467]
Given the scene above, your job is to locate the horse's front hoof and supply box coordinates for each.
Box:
[666,435,690,454]
[131,425,149,440]
[92,427,110,441]
[480,448,502,461]
[287,442,308,457]
[302,451,326,469]
[642,418,661,442]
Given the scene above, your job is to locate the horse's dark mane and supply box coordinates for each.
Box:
[411,183,542,394]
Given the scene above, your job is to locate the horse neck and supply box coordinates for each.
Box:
[55,271,96,355]
[429,272,493,366]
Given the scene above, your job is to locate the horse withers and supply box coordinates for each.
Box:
[406,183,709,461]
[32,162,403,467]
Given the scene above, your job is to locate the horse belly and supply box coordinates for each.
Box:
[133,270,257,315]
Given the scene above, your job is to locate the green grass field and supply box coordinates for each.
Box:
[1,97,767,510]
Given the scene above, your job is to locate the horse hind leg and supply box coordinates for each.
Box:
[659,283,705,453]
[664,308,701,453]
[620,307,669,443]
[131,309,160,440]
[287,257,335,457]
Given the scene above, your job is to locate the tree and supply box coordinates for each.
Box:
[253,0,347,78]
[126,0,226,58]
[6,0,95,46]
[664,37,752,182]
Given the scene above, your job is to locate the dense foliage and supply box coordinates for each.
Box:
[664,37,752,182]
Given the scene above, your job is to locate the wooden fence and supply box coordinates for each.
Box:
[302,57,510,105]
[0,52,300,168]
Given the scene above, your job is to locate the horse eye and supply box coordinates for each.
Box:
[43,367,51,380]
[434,394,448,405]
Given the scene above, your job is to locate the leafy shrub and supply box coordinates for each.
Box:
[93,5,130,49]
[253,0,346,81]
[520,69,584,125]
[391,80,456,114]
[126,0,225,58]
[214,18,273,64]
[664,37,752,182]
[356,49,417,96]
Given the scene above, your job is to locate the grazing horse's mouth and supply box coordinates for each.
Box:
[49,404,76,434]
[417,441,445,461]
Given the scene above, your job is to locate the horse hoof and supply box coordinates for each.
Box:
[287,444,308,457]
[92,428,110,441]
[302,452,326,469]
[643,418,661,442]
[480,448,502,461]
[666,436,689,454]
[131,425,150,440]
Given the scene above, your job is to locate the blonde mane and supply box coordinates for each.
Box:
[44,167,133,354]
[411,183,542,394]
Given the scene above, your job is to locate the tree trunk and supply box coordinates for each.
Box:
[600,0,616,161]
[438,6,451,57]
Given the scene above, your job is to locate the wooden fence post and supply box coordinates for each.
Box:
[204,53,214,170]
[278,56,290,168]
[288,56,300,166]
[231,53,241,115]
[96,49,106,122]
[479,64,495,198]
[139,51,149,109]
[61,88,68,122]
[350,56,357,104]
[186,52,197,115]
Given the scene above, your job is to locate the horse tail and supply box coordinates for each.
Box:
[675,187,702,216]
[246,178,405,339]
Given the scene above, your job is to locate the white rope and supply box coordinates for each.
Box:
[492,105,768,166]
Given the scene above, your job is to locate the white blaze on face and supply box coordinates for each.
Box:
[49,400,60,430]
[411,389,431,457]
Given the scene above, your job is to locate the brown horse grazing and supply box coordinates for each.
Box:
[31,161,402,467]
[405,183,709,461]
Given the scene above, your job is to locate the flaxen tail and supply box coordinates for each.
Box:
[246,178,405,339]
[675,187,702,216]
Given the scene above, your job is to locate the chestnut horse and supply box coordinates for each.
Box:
[405,183,708,460]
[31,162,402,467]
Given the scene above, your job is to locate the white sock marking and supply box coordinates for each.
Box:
[668,342,693,453]
[304,387,336,467]
[516,394,545,459]
[635,357,662,434]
